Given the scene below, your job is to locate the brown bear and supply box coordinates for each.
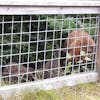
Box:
[63,30,95,63]
[2,63,35,83]
[44,59,64,79]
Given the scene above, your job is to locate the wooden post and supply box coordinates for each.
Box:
[96,17,100,81]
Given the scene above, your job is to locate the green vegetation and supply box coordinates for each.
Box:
[1,82,99,100]
[0,15,96,66]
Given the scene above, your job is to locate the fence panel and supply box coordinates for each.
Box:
[0,1,100,92]
[0,14,98,86]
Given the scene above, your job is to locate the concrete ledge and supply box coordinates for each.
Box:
[0,72,98,99]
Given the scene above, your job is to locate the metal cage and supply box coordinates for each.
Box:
[0,0,100,97]
[0,14,99,85]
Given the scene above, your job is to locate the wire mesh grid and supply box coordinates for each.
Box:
[0,14,99,85]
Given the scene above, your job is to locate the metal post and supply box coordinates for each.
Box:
[96,16,100,81]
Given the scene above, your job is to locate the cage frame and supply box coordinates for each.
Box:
[0,0,100,15]
[0,0,100,98]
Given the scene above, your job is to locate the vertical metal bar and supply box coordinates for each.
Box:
[91,17,97,72]
[65,16,71,75]
[96,15,100,81]
[18,15,23,83]
[58,15,64,77]
[80,15,84,72]
[76,15,81,73]
[85,15,91,73]
[9,15,14,85]
[94,16,98,72]
[26,15,32,81]
[43,16,48,79]
[0,16,4,86]
[72,16,76,74]
[35,16,40,81]
[50,15,56,78]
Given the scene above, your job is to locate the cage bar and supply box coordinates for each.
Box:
[96,16,100,81]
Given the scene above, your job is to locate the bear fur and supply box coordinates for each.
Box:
[63,30,95,63]
[44,59,64,79]
[2,63,34,83]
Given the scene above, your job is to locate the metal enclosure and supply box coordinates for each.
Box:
[0,0,100,95]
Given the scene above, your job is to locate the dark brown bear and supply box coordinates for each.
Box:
[2,63,35,83]
[44,59,64,79]
[63,30,95,63]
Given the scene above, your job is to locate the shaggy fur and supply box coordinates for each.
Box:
[63,30,95,62]
[44,60,64,79]
[2,63,34,83]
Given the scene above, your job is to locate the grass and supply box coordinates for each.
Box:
[1,82,100,100]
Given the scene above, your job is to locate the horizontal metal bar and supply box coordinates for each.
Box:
[0,0,100,7]
[0,72,98,99]
[0,6,100,15]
